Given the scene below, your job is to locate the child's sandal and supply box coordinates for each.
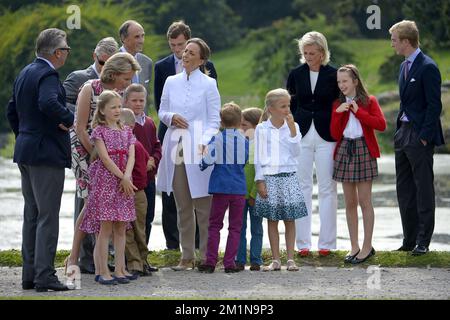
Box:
[262,260,281,272]
[286,259,299,271]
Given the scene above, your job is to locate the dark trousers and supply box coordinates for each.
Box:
[74,194,95,270]
[144,181,156,246]
[394,122,435,248]
[19,164,65,286]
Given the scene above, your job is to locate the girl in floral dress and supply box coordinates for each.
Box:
[80,90,137,285]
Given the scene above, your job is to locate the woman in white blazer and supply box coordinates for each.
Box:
[156,38,221,270]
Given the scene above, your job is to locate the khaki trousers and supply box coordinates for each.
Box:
[172,146,211,261]
[125,190,148,271]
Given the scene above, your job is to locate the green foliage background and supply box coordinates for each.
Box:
[0,0,449,140]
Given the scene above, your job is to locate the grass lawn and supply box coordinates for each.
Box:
[1,249,449,269]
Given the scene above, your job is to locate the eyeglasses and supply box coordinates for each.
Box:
[96,55,106,66]
[55,47,71,53]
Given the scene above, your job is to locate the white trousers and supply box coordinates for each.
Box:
[295,123,337,250]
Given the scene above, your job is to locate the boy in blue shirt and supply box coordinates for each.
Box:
[198,103,249,273]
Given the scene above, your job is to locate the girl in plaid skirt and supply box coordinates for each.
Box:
[330,65,386,264]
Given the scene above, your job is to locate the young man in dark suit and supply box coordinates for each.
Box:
[7,28,74,292]
[154,21,217,251]
[390,20,445,256]
[62,37,118,275]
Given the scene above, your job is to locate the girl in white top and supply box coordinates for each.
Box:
[254,88,308,271]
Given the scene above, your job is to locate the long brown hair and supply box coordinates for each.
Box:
[338,64,370,106]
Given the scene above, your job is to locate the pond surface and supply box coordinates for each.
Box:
[1,155,449,251]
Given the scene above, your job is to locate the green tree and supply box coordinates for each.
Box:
[145,0,241,51]
[0,0,165,132]
[403,0,450,49]
[226,0,296,29]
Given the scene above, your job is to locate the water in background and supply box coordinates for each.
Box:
[1,155,449,251]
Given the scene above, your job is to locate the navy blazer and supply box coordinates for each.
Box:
[286,63,340,142]
[6,58,74,168]
[154,53,218,142]
[397,51,444,146]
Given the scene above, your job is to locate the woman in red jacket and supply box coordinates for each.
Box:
[331,64,386,264]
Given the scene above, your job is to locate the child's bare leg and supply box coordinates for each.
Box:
[113,222,130,277]
[283,220,296,261]
[267,220,280,261]
[343,182,360,255]
[356,181,374,258]
[97,221,113,279]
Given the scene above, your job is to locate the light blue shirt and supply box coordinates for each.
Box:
[400,48,421,122]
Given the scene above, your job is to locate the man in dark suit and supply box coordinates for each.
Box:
[7,28,74,292]
[390,20,444,255]
[154,21,217,250]
[62,36,118,274]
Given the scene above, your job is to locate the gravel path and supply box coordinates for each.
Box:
[1,266,449,299]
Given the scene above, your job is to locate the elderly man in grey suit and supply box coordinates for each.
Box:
[63,37,118,113]
[119,20,153,114]
[62,37,118,274]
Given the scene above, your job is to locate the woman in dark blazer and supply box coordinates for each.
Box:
[286,31,340,257]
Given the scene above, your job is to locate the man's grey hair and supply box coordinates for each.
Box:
[94,37,119,56]
[35,28,67,57]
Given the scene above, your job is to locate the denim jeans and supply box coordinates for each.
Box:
[235,200,263,265]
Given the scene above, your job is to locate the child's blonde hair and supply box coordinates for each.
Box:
[120,108,136,127]
[260,88,291,122]
[221,102,242,128]
[242,107,263,127]
[92,90,123,129]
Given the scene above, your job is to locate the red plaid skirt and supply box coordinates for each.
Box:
[333,137,378,182]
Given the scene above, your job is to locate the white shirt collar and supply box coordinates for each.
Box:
[266,118,288,129]
[135,112,146,126]
[37,57,55,70]
[120,46,137,58]
[91,63,100,77]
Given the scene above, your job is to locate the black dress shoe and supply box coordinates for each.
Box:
[351,248,376,265]
[35,281,70,292]
[145,264,159,272]
[344,250,360,264]
[22,281,35,290]
[396,245,415,252]
[411,245,429,256]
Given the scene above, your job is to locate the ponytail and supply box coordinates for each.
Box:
[260,88,291,123]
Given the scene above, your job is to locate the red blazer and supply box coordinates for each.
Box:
[330,95,386,159]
